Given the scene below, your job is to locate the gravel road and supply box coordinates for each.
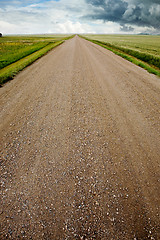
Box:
[0,36,160,239]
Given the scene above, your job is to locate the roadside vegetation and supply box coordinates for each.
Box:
[80,34,160,77]
[0,34,74,85]
[0,42,50,69]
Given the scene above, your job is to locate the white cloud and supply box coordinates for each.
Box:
[57,21,82,33]
[0,20,20,34]
[0,0,104,34]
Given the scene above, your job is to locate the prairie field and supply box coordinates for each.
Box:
[83,34,160,56]
[81,34,160,75]
[0,34,73,85]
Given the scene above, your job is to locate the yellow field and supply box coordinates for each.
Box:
[83,34,160,57]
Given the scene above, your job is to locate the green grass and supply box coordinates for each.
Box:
[0,34,74,85]
[80,34,160,76]
[0,42,50,69]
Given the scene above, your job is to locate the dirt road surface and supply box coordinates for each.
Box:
[0,36,160,239]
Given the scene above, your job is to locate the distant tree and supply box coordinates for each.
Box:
[0,33,2,37]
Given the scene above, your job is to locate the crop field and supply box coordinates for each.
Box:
[81,34,160,76]
[0,34,73,85]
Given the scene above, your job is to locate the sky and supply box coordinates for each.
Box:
[0,0,160,35]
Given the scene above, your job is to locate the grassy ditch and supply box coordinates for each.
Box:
[0,42,50,69]
[0,41,63,85]
[80,35,160,77]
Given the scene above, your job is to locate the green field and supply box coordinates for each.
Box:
[0,34,73,85]
[81,34,160,76]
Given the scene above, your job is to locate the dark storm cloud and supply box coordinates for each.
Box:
[131,0,159,4]
[84,0,160,31]
[86,0,127,22]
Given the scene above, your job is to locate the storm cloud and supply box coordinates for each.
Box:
[84,0,160,31]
